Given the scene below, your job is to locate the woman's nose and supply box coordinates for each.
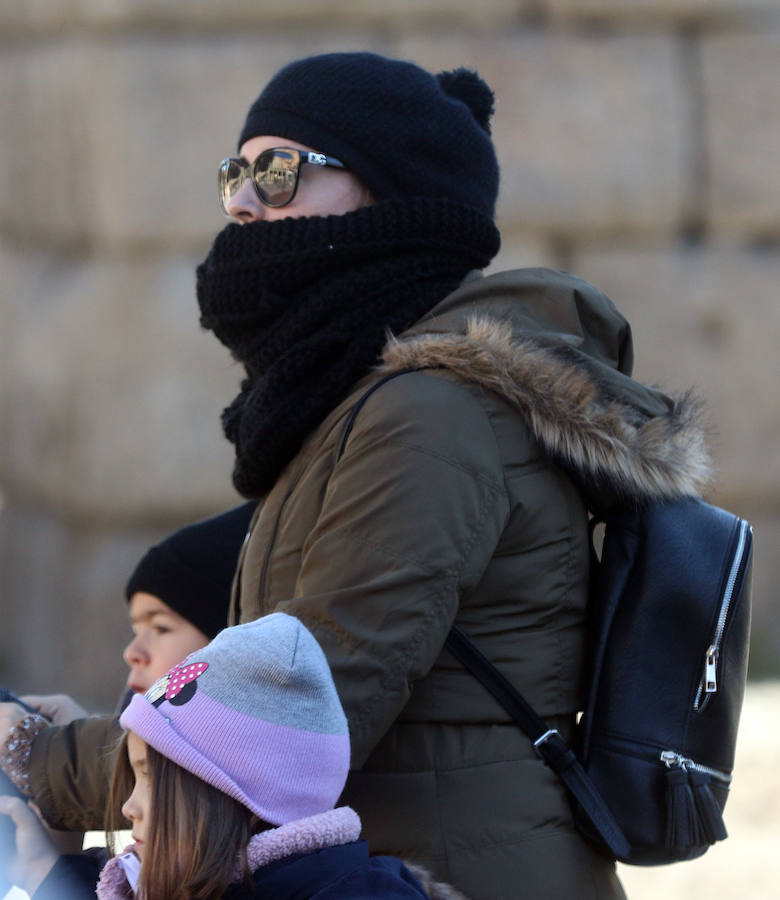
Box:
[226,176,267,223]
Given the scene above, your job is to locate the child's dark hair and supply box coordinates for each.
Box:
[106,732,263,900]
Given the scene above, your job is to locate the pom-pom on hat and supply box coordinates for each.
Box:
[238,51,500,219]
[124,501,256,640]
[120,614,351,825]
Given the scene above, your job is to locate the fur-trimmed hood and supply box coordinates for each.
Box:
[381,267,712,508]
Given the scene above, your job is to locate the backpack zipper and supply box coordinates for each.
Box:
[591,735,732,785]
[693,518,751,711]
[659,750,732,784]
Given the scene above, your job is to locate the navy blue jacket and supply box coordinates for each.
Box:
[35,841,430,899]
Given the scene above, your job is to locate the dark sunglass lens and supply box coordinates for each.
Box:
[253,150,298,207]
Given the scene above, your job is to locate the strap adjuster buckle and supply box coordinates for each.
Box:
[533,728,561,759]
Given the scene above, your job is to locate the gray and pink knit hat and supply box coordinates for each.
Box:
[119,613,350,825]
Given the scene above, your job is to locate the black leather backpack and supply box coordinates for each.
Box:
[447,496,753,864]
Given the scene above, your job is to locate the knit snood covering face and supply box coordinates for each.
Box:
[196,197,501,498]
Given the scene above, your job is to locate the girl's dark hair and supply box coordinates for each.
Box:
[106,732,262,900]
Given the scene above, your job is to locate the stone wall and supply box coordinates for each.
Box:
[2,0,779,710]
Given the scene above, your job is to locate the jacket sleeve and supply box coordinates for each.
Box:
[28,716,122,832]
[278,372,510,766]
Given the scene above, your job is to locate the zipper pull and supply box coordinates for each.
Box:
[660,750,686,769]
[705,645,719,694]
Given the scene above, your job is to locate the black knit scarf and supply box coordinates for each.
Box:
[196,197,500,498]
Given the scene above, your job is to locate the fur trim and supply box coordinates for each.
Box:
[381,316,712,503]
[403,861,471,899]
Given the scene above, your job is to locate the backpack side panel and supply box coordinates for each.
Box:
[576,497,753,864]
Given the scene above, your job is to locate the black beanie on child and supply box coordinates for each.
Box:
[124,501,256,639]
[238,52,500,219]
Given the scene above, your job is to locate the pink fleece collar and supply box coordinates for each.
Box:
[96,846,137,899]
[239,806,362,876]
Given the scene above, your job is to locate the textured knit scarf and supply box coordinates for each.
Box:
[196,197,500,498]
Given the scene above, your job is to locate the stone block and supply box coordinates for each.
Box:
[400,33,690,235]
[0,42,95,245]
[0,503,135,711]
[0,241,242,519]
[487,232,560,274]
[0,499,190,711]
[287,0,525,27]
[0,0,527,31]
[739,509,780,679]
[571,245,780,498]
[544,0,780,27]
[701,34,780,237]
[0,34,378,248]
[0,0,79,31]
[1,31,693,246]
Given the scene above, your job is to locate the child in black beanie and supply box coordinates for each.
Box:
[123,500,256,696]
[0,502,256,833]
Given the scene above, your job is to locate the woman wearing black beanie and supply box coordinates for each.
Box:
[194,51,712,900]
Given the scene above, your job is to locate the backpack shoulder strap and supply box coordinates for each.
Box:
[445,626,630,859]
[337,367,421,462]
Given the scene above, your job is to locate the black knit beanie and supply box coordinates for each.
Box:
[124,501,256,639]
[238,52,500,219]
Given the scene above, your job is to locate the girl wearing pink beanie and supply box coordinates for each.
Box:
[0,614,465,899]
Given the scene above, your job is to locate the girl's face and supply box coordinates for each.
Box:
[226,135,372,223]
[123,593,209,694]
[122,732,151,859]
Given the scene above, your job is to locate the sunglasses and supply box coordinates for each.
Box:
[218,147,347,214]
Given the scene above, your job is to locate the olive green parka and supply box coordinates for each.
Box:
[228,268,711,899]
